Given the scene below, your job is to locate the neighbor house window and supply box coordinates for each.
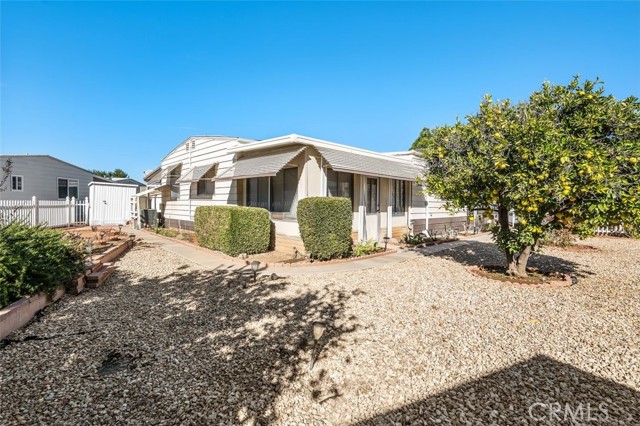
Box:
[246,177,270,209]
[392,179,406,214]
[11,175,23,191]
[327,169,354,206]
[58,178,79,199]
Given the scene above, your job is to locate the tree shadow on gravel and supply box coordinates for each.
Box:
[0,263,360,425]
[350,354,639,425]
[423,241,595,278]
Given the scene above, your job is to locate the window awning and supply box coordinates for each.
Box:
[176,163,217,183]
[135,184,169,197]
[315,146,422,181]
[215,147,305,180]
[161,163,182,179]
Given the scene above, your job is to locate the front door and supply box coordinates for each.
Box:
[364,177,380,241]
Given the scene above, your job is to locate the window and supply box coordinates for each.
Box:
[246,168,299,214]
[327,169,354,206]
[195,168,216,197]
[270,168,298,213]
[58,178,79,199]
[11,175,23,191]
[392,179,406,214]
[366,178,378,213]
[246,177,270,209]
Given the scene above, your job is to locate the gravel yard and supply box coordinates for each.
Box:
[1,238,639,425]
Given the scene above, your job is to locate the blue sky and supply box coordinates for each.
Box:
[1,2,639,181]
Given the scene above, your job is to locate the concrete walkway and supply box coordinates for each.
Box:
[130,229,490,276]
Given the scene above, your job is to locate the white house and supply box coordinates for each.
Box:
[139,134,467,244]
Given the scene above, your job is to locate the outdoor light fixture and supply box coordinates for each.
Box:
[87,241,93,256]
[250,260,261,282]
[312,322,326,341]
[118,224,123,233]
[99,230,106,239]
[310,322,326,371]
[383,236,390,251]
[129,234,136,243]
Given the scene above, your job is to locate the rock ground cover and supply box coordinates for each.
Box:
[0,238,638,425]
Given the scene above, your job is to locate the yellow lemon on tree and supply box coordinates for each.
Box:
[630,157,638,164]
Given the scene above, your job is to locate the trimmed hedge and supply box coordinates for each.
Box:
[297,197,353,260]
[0,222,85,308]
[194,206,271,256]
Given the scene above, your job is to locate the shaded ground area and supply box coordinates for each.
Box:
[1,238,638,424]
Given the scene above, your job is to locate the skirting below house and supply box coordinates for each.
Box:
[411,217,467,234]
[164,218,195,231]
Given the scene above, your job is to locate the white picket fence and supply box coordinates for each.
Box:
[594,225,629,237]
[0,196,90,228]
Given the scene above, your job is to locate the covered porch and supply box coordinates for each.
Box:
[217,144,421,242]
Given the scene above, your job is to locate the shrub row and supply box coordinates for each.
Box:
[194,206,271,256]
[0,222,85,308]
[297,197,353,260]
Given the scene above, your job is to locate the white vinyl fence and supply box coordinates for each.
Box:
[0,196,89,228]
[594,225,630,237]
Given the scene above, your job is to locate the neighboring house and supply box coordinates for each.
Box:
[0,155,105,201]
[139,134,467,243]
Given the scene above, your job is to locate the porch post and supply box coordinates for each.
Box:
[136,196,142,229]
[387,182,392,238]
[425,192,430,232]
[358,176,365,241]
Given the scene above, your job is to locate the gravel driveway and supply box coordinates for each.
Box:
[1,238,638,425]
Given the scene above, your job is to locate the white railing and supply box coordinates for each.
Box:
[595,225,629,237]
[0,196,90,228]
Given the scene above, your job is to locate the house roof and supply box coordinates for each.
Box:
[0,154,106,180]
[143,166,162,183]
[215,147,305,180]
[160,135,257,163]
[229,134,423,181]
[315,146,422,180]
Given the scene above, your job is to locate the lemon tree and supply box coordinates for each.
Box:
[412,77,640,277]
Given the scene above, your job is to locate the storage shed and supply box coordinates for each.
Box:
[89,181,139,226]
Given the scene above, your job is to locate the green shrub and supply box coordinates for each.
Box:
[297,197,353,260]
[353,239,380,257]
[194,206,271,256]
[0,222,85,308]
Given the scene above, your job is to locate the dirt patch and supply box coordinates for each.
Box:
[560,244,599,252]
[98,350,140,376]
[467,265,574,287]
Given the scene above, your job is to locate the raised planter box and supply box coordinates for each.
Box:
[93,239,133,264]
[0,287,65,341]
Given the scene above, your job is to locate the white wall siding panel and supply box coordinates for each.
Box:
[0,155,95,201]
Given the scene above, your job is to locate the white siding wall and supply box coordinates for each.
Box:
[160,137,240,222]
[0,155,95,201]
[409,183,467,224]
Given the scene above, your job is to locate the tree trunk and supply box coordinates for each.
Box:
[516,245,532,277]
[498,205,534,277]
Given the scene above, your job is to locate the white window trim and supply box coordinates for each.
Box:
[57,177,80,199]
[11,175,24,191]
